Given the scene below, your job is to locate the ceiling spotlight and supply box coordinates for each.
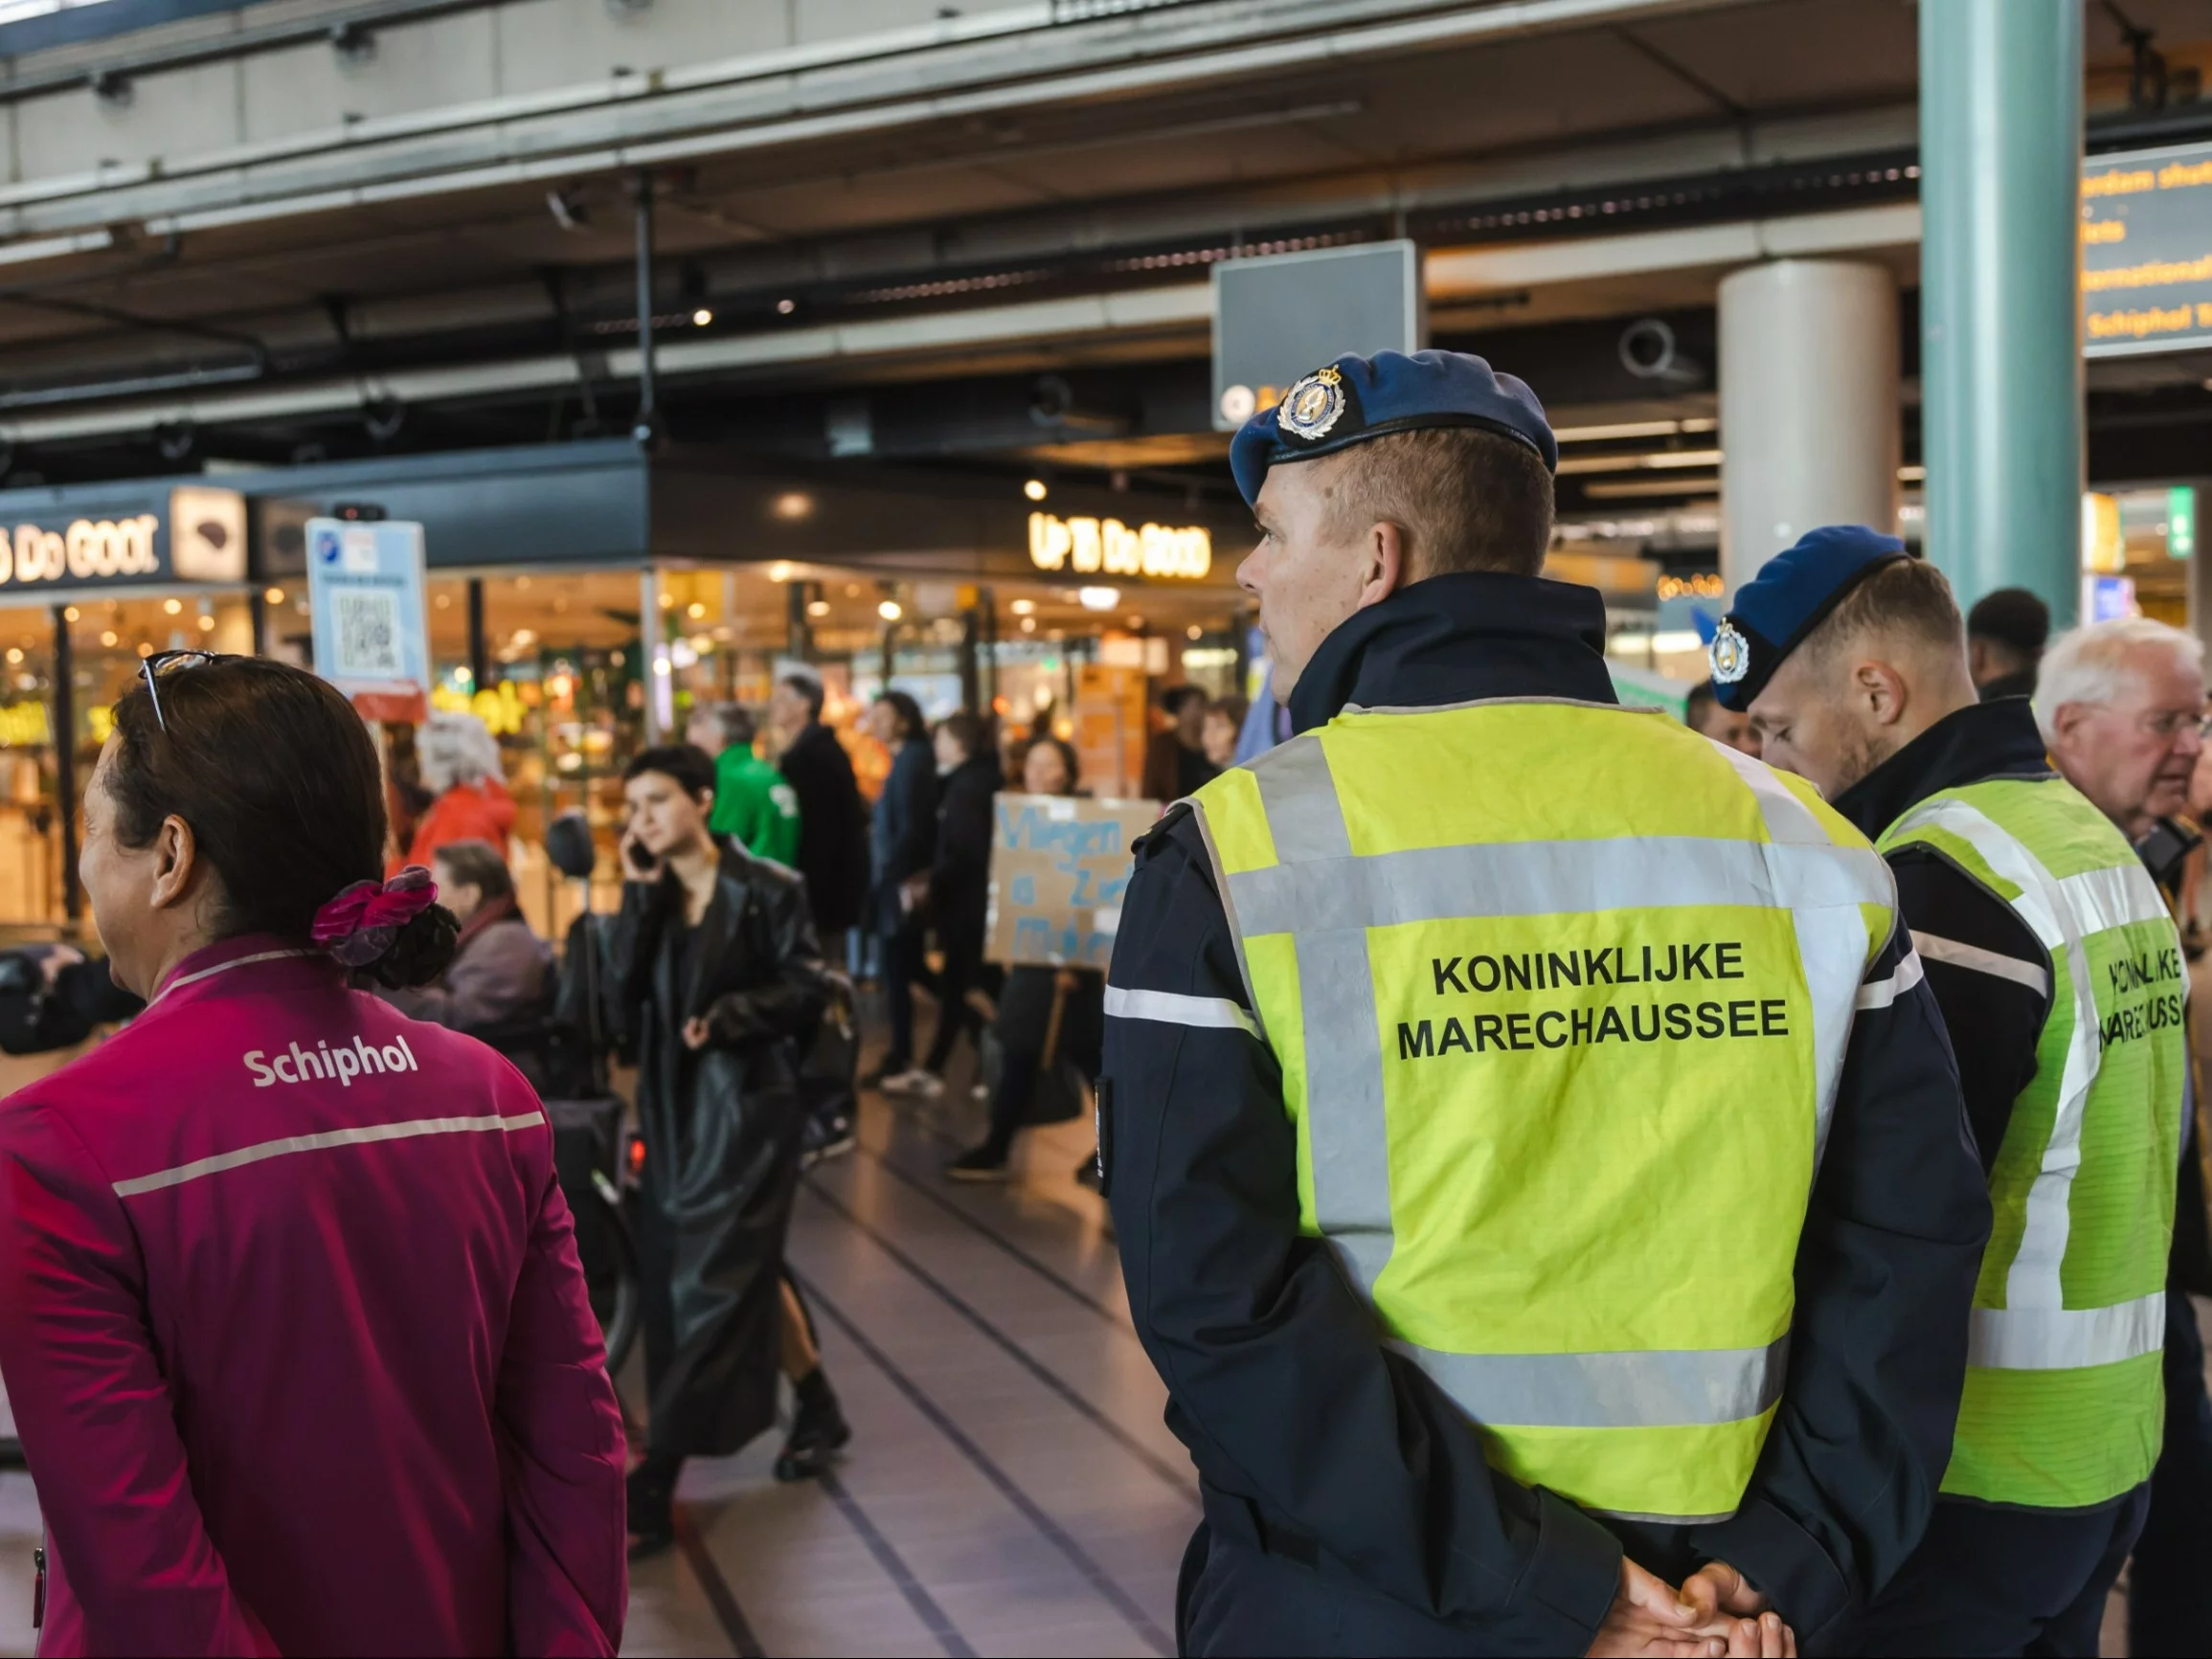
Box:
[686,600,707,619]
[1023,479,1048,502]
[1010,597,1036,616]
[776,298,797,315]
[806,598,831,617]
[878,599,903,621]
[768,560,795,582]
[198,614,216,632]
[262,588,284,606]
[99,629,118,647]
[1078,587,1118,612]
[62,607,78,621]
[1021,616,1037,633]
[162,597,183,616]
[1187,624,1204,640]
[691,308,713,327]
[772,492,813,521]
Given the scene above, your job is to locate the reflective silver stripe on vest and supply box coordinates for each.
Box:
[1887,799,2170,1322]
[1969,1289,2166,1371]
[1250,735,1400,1290]
[1227,836,1892,939]
[1391,1333,1790,1429]
[1708,744,1880,1165]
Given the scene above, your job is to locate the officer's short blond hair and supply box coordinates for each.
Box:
[1799,556,1966,679]
[1320,426,1554,580]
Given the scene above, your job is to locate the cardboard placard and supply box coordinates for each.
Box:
[985,792,1160,968]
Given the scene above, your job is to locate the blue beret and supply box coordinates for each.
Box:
[1709,526,1911,711]
[1229,348,1557,506]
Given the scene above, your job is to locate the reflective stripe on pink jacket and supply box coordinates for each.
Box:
[0,935,626,1657]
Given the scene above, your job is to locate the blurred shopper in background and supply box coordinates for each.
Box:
[1233,667,1294,765]
[0,655,625,1655]
[406,709,515,868]
[886,711,1001,1098]
[610,743,844,1555]
[947,736,1103,1181]
[0,944,140,1055]
[1143,684,1219,800]
[1967,588,2051,703]
[688,703,801,866]
[386,838,552,1034]
[865,690,937,1085]
[1201,696,1248,770]
[1684,677,1760,755]
[768,674,870,952]
[1731,538,2180,1656]
[2036,619,2212,1659]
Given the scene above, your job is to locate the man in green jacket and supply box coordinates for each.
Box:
[687,704,801,866]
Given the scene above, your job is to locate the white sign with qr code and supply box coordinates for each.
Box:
[332,590,405,679]
[306,517,429,716]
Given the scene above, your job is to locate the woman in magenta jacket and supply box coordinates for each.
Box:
[0,656,626,1657]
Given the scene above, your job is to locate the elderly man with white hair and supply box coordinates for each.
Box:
[2039,617,2212,1659]
[2035,617,2207,841]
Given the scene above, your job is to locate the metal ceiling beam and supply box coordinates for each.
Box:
[0,0,1775,239]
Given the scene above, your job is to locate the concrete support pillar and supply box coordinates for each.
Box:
[1719,259,1901,597]
[1920,0,2084,624]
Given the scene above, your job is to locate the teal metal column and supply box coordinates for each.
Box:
[1920,0,2084,623]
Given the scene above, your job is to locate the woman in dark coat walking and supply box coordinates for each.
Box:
[609,744,839,1553]
[865,690,938,1086]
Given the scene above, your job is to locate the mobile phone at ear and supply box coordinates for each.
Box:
[626,838,657,873]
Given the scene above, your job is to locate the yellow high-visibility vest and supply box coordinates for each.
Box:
[1880,779,2182,1509]
[1186,699,1898,1522]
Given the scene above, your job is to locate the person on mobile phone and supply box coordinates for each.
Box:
[607,743,846,1555]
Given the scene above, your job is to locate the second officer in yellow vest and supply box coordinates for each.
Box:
[1722,532,2185,1656]
[1097,350,1993,1656]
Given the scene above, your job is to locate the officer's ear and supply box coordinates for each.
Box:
[1355,519,1408,611]
[1851,657,1911,729]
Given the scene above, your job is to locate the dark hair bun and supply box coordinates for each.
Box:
[358,901,460,990]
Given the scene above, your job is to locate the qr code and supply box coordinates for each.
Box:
[333,591,403,679]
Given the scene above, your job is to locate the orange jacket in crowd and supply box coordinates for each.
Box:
[404,777,517,871]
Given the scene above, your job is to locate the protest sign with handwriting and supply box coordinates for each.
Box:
[984,792,1160,968]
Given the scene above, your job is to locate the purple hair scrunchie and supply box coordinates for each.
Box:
[311,866,440,968]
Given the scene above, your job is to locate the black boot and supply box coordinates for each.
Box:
[626,1453,680,1558]
[774,1367,852,1482]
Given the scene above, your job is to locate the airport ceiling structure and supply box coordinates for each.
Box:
[0,0,2201,523]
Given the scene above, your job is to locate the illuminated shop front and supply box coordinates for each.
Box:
[2,441,1249,936]
[0,482,252,930]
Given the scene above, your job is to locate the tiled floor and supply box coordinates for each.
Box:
[621,1081,1188,1658]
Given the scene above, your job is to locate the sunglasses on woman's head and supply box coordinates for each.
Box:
[139,649,229,732]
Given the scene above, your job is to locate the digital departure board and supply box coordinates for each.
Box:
[2083,139,2212,357]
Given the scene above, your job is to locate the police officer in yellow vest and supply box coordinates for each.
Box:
[1720,532,2185,1655]
[1096,351,1993,1657]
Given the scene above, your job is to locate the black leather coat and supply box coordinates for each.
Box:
[607,841,829,1460]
